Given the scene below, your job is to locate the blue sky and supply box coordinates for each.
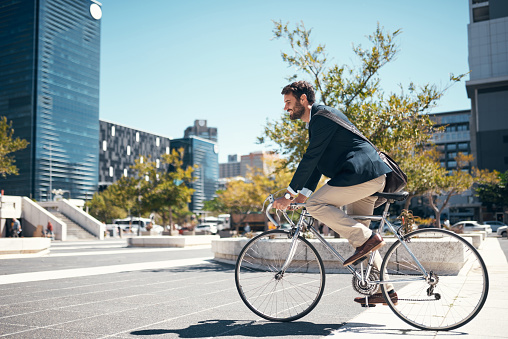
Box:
[99,0,471,163]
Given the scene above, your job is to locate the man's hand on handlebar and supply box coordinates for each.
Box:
[272,194,307,210]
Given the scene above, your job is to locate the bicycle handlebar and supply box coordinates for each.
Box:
[264,194,306,228]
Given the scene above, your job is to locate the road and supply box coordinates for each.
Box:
[0,239,363,338]
[1,235,507,338]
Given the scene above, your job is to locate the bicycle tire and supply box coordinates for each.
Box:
[235,229,325,322]
[380,228,489,331]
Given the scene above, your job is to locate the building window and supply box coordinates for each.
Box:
[136,132,140,142]
[156,137,160,147]
[473,6,489,22]
[102,140,107,151]
[166,146,170,154]
[140,156,143,164]
[124,168,128,177]
[447,144,457,151]
[156,159,160,168]
[109,166,114,177]
[127,145,131,155]
[111,125,115,136]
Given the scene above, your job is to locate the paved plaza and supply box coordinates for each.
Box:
[0,236,507,338]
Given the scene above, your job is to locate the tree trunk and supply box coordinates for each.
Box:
[169,206,174,231]
[404,194,414,210]
[426,192,441,228]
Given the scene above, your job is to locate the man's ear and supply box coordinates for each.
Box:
[300,94,307,104]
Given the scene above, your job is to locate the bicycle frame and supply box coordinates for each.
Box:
[265,194,429,286]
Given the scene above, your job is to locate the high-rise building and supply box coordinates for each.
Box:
[170,137,219,214]
[0,0,102,200]
[466,0,508,172]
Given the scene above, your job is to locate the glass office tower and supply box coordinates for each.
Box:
[0,0,101,200]
[171,137,219,214]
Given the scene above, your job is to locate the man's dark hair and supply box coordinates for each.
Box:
[281,81,316,104]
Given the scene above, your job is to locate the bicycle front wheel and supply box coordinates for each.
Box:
[380,228,489,331]
[235,230,325,322]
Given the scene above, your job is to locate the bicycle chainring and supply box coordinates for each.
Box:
[352,268,380,295]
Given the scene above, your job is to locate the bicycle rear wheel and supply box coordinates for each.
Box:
[380,228,489,331]
[235,230,325,322]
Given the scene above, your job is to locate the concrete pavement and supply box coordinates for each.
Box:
[332,236,508,338]
[0,237,505,338]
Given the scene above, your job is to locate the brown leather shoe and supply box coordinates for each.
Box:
[343,233,385,266]
[354,290,398,307]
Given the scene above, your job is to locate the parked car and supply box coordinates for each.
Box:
[483,221,508,232]
[451,221,492,234]
[195,223,218,234]
[112,217,163,234]
[497,226,507,237]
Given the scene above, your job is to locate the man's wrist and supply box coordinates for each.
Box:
[284,192,295,200]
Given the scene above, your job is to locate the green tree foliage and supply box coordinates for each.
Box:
[259,20,466,209]
[475,170,507,210]
[0,117,29,177]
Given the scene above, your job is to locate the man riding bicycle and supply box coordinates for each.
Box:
[272,80,397,306]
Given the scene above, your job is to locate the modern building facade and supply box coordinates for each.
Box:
[170,137,219,214]
[430,110,472,172]
[0,0,102,200]
[99,120,171,190]
[466,0,508,172]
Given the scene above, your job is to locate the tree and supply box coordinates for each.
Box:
[259,21,464,205]
[424,153,499,228]
[131,148,195,232]
[475,170,507,211]
[0,116,29,177]
[87,185,130,223]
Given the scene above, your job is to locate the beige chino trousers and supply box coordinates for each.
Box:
[306,175,393,292]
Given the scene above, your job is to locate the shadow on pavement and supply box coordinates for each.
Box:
[131,319,343,337]
[146,261,234,274]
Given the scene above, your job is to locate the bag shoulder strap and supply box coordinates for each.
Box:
[314,110,380,152]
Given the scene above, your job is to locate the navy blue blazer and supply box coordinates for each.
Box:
[288,104,391,194]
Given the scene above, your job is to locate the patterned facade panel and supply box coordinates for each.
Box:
[99,120,171,189]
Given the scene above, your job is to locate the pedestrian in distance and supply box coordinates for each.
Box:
[272,80,397,306]
[46,221,54,239]
[11,218,21,237]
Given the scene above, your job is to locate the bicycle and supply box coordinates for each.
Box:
[234,191,489,331]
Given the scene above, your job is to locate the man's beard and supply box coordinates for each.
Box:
[289,101,305,120]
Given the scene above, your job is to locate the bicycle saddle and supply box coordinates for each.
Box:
[372,191,409,201]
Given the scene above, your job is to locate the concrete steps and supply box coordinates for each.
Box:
[50,211,97,240]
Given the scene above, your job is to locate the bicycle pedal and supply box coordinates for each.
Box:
[361,304,376,308]
[352,256,367,266]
